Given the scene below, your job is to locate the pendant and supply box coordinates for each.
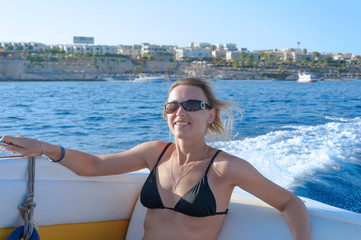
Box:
[173,184,178,191]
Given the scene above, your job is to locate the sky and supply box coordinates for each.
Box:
[1,0,361,55]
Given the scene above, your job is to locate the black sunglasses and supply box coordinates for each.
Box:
[164,99,212,114]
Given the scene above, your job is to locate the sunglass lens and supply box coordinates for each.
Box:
[165,102,179,113]
[183,100,200,111]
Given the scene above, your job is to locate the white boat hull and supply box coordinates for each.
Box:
[133,75,164,83]
[297,73,317,82]
[1,157,361,239]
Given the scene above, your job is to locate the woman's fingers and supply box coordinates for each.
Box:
[0,135,41,156]
[1,144,25,154]
[0,136,24,154]
[1,135,23,147]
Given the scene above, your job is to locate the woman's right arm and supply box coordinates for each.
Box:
[0,135,165,177]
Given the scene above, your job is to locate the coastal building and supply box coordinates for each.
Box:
[0,42,47,52]
[141,43,168,56]
[175,48,211,61]
[190,42,212,49]
[53,44,116,55]
[253,49,277,54]
[100,45,116,55]
[117,45,141,59]
[214,43,238,51]
[73,45,83,54]
[281,50,312,62]
[331,52,354,61]
[215,44,225,50]
[212,50,227,59]
[224,43,238,51]
[82,45,93,55]
[117,44,176,59]
[163,45,177,57]
[226,51,241,61]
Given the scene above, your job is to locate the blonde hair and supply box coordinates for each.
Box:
[163,78,240,142]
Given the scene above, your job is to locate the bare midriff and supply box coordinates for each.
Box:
[142,208,226,240]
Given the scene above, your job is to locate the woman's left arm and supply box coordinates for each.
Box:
[222,154,311,240]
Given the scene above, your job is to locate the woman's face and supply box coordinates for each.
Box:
[166,85,214,140]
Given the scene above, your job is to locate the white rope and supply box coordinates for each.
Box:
[18,157,37,240]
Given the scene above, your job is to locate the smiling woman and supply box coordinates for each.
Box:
[163,78,237,142]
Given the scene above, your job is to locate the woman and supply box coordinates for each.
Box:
[0,78,311,240]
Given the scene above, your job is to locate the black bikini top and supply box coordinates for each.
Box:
[140,143,228,217]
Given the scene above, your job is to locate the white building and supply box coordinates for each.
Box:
[141,43,168,56]
[91,45,102,55]
[214,43,238,51]
[0,42,47,51]
[82,45,93,55]
[100,45,116,55]
[163,45,177,57]
[212,50,227,59]
[176,48,211,60]
[215,44,225,50]
[117,45,141,59]
[224,43,237,51]
[190,42,212,49]
[331,52,353,61]
[53,44,116,55]
[226,51,240,61]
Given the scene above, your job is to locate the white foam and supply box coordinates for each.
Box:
[216,117,361,189]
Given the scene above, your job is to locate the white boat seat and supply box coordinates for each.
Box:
[125,198,146,240]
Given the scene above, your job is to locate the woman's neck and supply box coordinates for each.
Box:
[173,138,209,165]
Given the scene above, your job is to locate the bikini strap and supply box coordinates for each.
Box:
[205,150,222,174]
[153,142,172,168]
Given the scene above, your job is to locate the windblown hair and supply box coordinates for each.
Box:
[163,78,240,142]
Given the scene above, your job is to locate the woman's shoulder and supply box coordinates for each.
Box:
[138,140,171,151]
[135,141,172,168]
[212,149,254,177]
[213,149,247,165]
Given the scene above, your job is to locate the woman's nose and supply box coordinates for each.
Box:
[176,104,186,115]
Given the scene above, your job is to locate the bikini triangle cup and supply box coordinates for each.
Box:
[140,143,228,217]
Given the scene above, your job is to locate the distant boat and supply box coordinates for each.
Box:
[133,74,164,83]
[98,76,114,81]
[297,73,317,82]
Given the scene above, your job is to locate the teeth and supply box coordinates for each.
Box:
[176,122,188,126]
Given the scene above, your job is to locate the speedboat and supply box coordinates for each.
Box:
[1,156,361,239]
[133,74,164,83]
[297,73,317,82]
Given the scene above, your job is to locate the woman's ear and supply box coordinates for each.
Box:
[207,108,216,124]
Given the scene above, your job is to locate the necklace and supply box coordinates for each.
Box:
[171,151,196,191]
[170,147,208,191]
[180,160,193,171]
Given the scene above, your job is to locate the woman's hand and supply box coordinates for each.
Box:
[0,135,42,157]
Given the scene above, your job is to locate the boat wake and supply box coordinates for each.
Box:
[216,116,361,189]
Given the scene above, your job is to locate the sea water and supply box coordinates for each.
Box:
[1,80,360,213]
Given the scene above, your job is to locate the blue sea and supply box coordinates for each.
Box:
[1,80,361,213]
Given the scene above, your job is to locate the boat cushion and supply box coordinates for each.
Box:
[125,198,146,240]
